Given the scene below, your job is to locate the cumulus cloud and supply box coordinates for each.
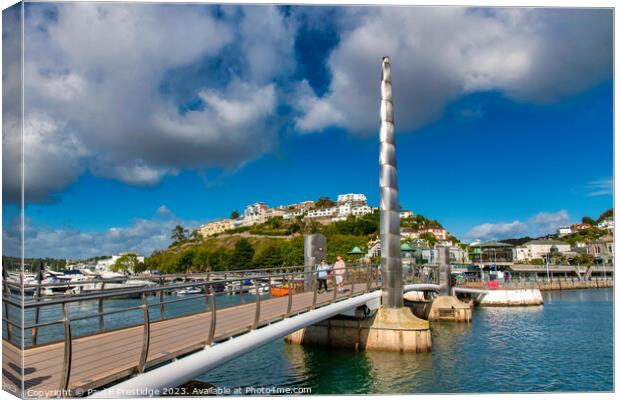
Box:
[465,209,570,241]
[3,4,612,204]
[528,210,570,236]
[466,220,528,241]
[9,3,293,203]
[2,206,198,259]
[295,7,612,134]
[2,4,23,204]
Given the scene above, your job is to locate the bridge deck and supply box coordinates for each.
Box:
[4,283,370,397]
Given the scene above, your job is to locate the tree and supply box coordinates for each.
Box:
[281,237,305,266]
[190,229,202,241]
[230,239,255,270]
[574,253,595,266]
[192,248,210,271]
[267,216,283,229]
[171,225,189,244]
[315,196,335,209]
[209,248,231,271]
[597,208,613,222]
[111,253,140,273]
[253,244,284,268]
[419,232,437,247]
[177,250,196,272]
[582,216,595,226]
[287,223,301,235]
[231,210,240,219]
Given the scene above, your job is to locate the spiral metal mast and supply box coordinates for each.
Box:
[379,57,403,309]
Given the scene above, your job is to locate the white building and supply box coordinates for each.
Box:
[400,210,413,219]
[513,246,528,261]
[366,241,381,258]
[243,202,269,226]
[283,210,306,220]
[338,203,352,217]
[556,226,572,237]
[597,218,614,231]
[419,227,448,241]
[244,202,268,217]
[523,239,571,259]
[307,202,373,222]
[231,217,248,229]
[198,219,233,237]
[352,205,372,216]
[401,228,420,240]
[265,207,286,219]
[95,253,145,273]
[287,200,315,211]
[307,207,338,219]
[449,246,469,263]
[337,193,367,205]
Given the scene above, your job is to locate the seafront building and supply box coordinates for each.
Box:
[95,253,145,272]
[400,210,413,219]
[198,194,377,236]
[520,239,571,260]
[597,218,614,231]
[337,193,367,205]
[571,223,591,231]
[556,226,572,236]
[469,241,514,266]
[198,219,233,237]
[588,234,614,265]
[418,227,448,241]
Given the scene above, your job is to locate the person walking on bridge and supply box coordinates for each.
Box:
[316,259,330,293]
[334,256,346,292]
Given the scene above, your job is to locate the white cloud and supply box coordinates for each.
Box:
[528,210,570,236]
[585,178,613,197]
[156,205,172,217]
[9,3,294,202]
[466,220,528,241]
[3,5,612,204]
[295,8,612,134]
[465,209,570,241]
[3,206,199,259]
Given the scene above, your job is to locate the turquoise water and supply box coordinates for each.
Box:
[8,289,613,393]
[198,289,613,394]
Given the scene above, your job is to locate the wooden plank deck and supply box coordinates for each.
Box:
[4,283,371,397]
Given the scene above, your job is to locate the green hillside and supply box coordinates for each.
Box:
[144,210,447,273]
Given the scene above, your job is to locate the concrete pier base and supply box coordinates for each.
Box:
[285,307,431,352]
[427,296,473,322]
[403,291,433,320]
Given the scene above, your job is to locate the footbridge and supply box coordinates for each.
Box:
[2,265,439,398]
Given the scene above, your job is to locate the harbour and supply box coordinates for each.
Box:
[2,263,614,396]
[198,288,613,394]
[1,4,615,397]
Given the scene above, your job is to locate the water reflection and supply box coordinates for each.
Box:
[199,289,612,394]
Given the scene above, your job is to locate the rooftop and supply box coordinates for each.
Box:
[471,240,513,248]
[524,239,567,246]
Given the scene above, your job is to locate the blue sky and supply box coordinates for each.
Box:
[2,4,613,259]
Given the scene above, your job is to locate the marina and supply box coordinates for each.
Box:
[2,261,614,397]
[1,6,614,397]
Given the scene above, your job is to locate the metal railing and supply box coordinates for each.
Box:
[1,261,440,394]
[4,262,431,394]
[454,274,614,290]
